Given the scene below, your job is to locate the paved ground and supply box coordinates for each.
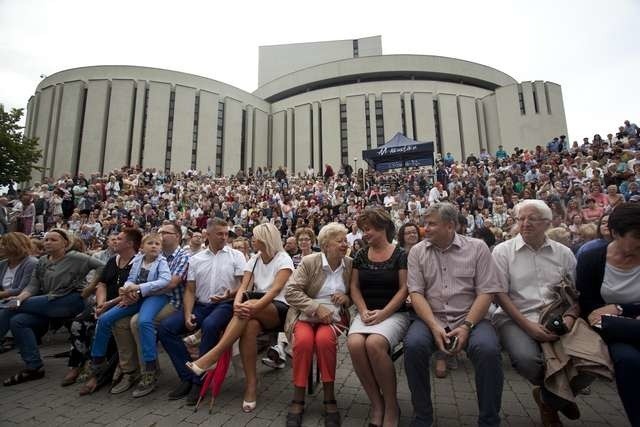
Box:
[0,333,630,427]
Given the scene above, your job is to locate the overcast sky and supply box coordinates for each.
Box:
[1,0,638,142]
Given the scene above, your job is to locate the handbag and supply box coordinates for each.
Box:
[241,254,264,302]
[299,297,342,323]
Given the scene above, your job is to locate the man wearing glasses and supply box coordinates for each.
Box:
[110,221,189,397]
[491,200,588,426]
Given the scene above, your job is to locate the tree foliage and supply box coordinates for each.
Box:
[0,106,42,184]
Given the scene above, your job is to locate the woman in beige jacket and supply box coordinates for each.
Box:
[284,222,353,427]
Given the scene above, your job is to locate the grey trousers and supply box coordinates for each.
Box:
[404,316,503,427]
[497,319,594,410]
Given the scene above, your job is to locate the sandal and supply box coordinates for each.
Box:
[323,399,341,427]
[3,368,45,386]
[286,400,305,427]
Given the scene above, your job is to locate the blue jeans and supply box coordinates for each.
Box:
[91,295,168,363]
[608,341,640,426]
[158,301,233,384]
[404,316,503,427]
[0,293,85,370]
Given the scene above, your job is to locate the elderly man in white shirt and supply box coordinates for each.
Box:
[492,200,588,427]
[157,217,246,405]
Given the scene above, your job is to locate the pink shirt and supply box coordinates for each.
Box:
[407,233,505,329]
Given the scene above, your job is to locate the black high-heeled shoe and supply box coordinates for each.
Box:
[323,399,341,427]
[286,400,305,427]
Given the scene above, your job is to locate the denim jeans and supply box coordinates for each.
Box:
[608,341,640,426]
[157,301,233,384]
[404,316,503,427]
[0,293,85,370]
[91,294,168,363]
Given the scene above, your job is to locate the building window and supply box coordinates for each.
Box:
[76,87,88,175]
[318,105,323,168]
[352,39,359,58]
[433,100,443,155]
[191,95,200,170]
[216,101,224,176]
[411,96,417,141]
[517,85,525,115]
[165,90,175,172]
[140,87,149,165]
[401,98,407,136]
[532,85,539,114]
[365,99,371,149]
[340,103,348,167]
[240,109,247,172]
[375,99,384,146]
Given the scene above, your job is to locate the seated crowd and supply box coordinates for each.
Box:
[0,120,639,427]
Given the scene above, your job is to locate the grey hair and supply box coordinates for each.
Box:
[317,222,348,250]
[514,200,552,221]
[424,202,459,225]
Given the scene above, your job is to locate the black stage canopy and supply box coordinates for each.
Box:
[362,132,434,171]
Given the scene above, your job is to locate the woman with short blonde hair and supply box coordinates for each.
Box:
[187,223,294,413]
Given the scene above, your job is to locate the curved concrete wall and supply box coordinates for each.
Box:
[26,57,566,180]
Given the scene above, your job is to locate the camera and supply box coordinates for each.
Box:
[545,315,568,336]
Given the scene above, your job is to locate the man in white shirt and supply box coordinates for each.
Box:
[492,200,586,426]
[158,218,246,405]
[427,182,447,205]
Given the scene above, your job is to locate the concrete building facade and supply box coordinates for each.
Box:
[26,36,567,180]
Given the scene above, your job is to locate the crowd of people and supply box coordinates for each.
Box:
[0,119,639,427]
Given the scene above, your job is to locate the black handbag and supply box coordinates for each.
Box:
[241,254,265,302]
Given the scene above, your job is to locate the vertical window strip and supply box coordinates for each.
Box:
[517,84,525,115]
[375,99,384,147]
[411,96,417,141]
[340,103,348,167]
[365,99,371,149]
[240,108,247,172]
[531,85,539,114]
[191,94,199,170]
[140,87,149,166]
[75,86,88,176]
[165,90,175,172]
[401,98,407,136]
[216,101,224,176]
[433,99,443,155]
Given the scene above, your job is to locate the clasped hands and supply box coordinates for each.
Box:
[117,283,141,307]
[432,324,470,355]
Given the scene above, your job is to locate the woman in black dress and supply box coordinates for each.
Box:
[347,208,409,427]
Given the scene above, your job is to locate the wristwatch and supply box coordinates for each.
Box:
[615,304,623,315]
[462,320,475,331]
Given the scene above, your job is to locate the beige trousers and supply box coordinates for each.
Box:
[112,303,176,373]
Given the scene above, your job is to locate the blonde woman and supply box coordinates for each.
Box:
[187,222,294,412]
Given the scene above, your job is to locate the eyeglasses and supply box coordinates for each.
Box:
[159,230,177,235]
[515,217,547,224]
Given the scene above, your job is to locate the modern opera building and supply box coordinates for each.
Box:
[25,36,567,180]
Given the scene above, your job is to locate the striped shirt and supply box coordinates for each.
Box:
[164,246,189,309]
[407,233,505,329]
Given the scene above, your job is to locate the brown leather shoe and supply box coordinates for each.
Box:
[60,367,80,387]
[532,387,563,427]
[435,357,447,378]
